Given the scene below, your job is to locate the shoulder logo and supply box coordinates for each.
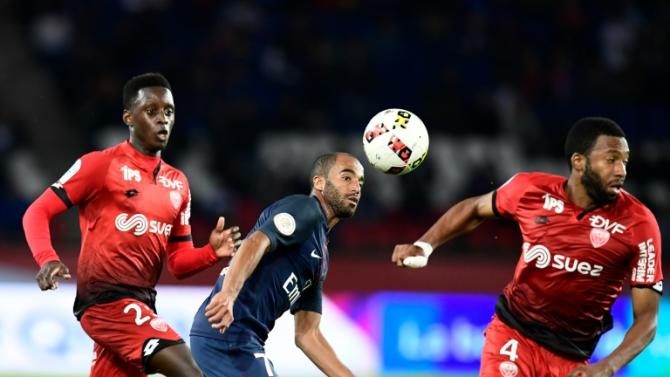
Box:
[634,238,657,283]
[273,213,296,236]
[310,249,322,259]
[180,192,192,226]
[53,159,82,188]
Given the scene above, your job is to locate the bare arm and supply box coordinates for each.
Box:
[294,310,354,377]
[392,191,496,266]
[568,287,660,377]
[205,230,271,332]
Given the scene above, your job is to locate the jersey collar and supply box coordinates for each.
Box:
[559,179,616,219]
[121,140,162,173]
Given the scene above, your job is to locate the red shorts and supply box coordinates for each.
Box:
[80,298,183,377]
[480,315,587,377]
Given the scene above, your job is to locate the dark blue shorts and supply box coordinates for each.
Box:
[190,335,278,377]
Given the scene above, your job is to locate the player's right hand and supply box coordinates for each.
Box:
[391,244,429,268]
[205,290,235,334]
[209,216,242,258]
[35,260,71,291]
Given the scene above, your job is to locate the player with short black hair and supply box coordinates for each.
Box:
[392,117,662,377]
[122,72,172,111]
[23,72,241,377]
[564,117,626,168]
[190,152,364,377]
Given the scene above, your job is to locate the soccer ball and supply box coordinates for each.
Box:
[362,108,429,175]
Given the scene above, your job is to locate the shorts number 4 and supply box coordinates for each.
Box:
[499,339,519,362]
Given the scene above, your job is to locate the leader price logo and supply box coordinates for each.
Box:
[523,242,603,277]
[115,213,173,236]
[633,238,658,284]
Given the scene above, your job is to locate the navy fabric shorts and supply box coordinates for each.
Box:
[191,335,278,377]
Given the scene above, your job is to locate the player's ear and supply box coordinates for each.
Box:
[313,175,325,192]
[122,110,133,128]
[572,153,585,174]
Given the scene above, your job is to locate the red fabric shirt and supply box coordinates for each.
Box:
[495,172,663,340]
[26,141,218,316]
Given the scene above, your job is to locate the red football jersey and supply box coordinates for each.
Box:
[50,141,207,314]
[495,172,663,341]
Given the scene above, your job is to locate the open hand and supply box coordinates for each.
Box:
[35,260,71,290]
[209,216,242,258]
[205,290,235,334]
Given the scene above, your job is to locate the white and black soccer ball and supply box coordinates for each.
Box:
[362,108,429,175]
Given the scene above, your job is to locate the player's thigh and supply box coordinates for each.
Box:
[81,298,186,374]
[542,348,588,377]
[191,335,278,377]
[479,316,536,377]
[90,342,146,377]
[149,342,202,377]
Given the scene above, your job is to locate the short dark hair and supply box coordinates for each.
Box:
[310,153,343,187]
[122,72,172,110]
[564,117,626,168]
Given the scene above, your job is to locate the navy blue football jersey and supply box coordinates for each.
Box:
[190,194,329,346]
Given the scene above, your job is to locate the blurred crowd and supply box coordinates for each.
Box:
[1,0,669,259]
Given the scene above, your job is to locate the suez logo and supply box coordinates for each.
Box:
[522,242,603,277]
[114,213,173,236]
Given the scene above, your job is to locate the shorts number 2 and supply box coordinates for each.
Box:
[123,303,152,326]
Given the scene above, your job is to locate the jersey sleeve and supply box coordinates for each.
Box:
[166,176,219,279]
[629,209,663,294]
[290,279,323,315]
[23,188,69,267]
[257,196,322,252]
[168,175,193,242]
[493,173,533,220]
[50,152,108,208]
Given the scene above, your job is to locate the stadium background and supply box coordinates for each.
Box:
[0,1,668,376]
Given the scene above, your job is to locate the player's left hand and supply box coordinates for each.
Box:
[209,216,242,258]
[392,243,429,268]
[205,290,235,334]
[567,362,615,377]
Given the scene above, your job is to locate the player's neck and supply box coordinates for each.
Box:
[312,191,341,230]
[129,138,162,158]
[565,176,595,210]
